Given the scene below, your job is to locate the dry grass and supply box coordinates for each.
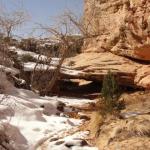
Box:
[120,92,148,105]
[0,72,14,94]
[126,116,150,137]
[87,111,104,138]
[86,92,150,150]
[95,114,150,150]
[104,137,150,150]
[130,0,142,6]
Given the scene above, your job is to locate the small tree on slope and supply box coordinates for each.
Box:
[101,70,122,114]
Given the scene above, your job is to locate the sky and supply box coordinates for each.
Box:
[0,0,83,37]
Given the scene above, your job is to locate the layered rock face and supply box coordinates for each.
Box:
[64,52,149,89]
[84,0,150,61]
[64,52,138,86]
[63,0,150,89]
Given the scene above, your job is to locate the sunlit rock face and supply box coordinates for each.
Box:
[63,0,150,90]
[64,52,150,89]
[135,65,150,89]
[134,45,150,61]
[84,0,150,61]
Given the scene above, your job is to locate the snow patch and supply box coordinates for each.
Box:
[0,89,97,150]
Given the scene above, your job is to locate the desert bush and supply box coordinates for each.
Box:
[87,111,104,138]
[101,70,124,115]
[0,39,14,93]
[0,71,14,94]
[19,38,38,52]
[64,35,83,57]
[0,40,12,67]
[37,45,59,58]
[20,54,37,63]
[68,39,83,56]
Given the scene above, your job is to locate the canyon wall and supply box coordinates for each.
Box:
[64,0,150,90]
[84,0,150,61]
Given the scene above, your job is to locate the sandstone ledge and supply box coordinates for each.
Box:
[63,52,150,89]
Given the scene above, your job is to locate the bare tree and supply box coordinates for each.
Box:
[0,9,28,38]
[0,5,29,93]
[29,8,99,95]
[30,23,72,95]
[0,8,27,71]
[62,9,99,38]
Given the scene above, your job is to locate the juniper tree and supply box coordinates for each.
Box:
[101,70,121,114]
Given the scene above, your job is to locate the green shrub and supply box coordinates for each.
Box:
[19,38,38,52]
[101,70,123,115]
[20,54,37,63]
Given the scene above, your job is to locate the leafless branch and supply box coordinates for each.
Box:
[0,9,29,38]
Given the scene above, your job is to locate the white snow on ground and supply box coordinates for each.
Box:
[9,46,46,60]
[9,46,84,77]
[23,61,84,78]
[2,46,98,150]
[8,46,84,79]
[39,131,98,150]
[0,86,98,150]
[61,68,84,76]
[23,62,56,72]
[49,96,96,107]
[22,61,84,80]
[9,46,60,65]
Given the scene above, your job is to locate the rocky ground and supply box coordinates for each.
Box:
[85,91,150,150]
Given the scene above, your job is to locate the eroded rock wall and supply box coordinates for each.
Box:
[84,0,150,61]
[62,0,150,90]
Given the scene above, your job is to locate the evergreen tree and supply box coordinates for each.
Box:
[101,70,121,114]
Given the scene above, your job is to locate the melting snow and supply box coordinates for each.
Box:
[23,62,56,72]
[9,47,60,65]
[0,88,98,150]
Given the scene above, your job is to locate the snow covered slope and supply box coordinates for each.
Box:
[0,85,98,150]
